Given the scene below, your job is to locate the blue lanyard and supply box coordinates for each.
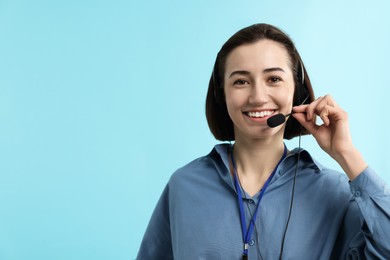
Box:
[231,144,287,257]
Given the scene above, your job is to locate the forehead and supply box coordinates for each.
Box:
[225,39,292,73]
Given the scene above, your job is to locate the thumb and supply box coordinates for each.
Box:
[292,112,318,136]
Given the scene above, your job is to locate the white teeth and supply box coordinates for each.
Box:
[247,111,273,118]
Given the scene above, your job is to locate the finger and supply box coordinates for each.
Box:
[305,96,323,121]
[292,112,319,136]
[319,106,331,126]
[292,104,309,113]
[314,95,335,117]
[319,105,347,126]
[321,94,336,107]
[294,95,338,122]
[306,94,339,122]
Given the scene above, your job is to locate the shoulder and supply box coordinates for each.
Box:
[318,164,350,188]
[293,148,349,183]
[290,148,351,196]
[286,149,353,212]
[165,144,234,201]
[310,153,352,200]
[168,144,229,186]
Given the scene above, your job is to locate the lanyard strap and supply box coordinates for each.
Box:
[231,144,287,257]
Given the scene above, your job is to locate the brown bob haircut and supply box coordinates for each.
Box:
[206,23,315,141]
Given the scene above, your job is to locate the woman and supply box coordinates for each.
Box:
[137,24,390,259]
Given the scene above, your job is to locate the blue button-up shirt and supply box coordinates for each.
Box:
[137,144,390,259]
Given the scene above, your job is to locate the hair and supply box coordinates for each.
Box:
[205,23,315,141]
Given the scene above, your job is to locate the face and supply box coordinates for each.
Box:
[223,39,295,141]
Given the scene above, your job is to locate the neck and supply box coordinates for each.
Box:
[232,137,285,196]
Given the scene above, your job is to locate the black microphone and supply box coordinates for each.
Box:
[267,112,292,128]
[268,95,310,128]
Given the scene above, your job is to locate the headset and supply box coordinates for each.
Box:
[294,59,310,106]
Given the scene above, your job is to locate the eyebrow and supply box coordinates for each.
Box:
[263,67,286,73]
[228,67,286,78]
[228,70,251,79]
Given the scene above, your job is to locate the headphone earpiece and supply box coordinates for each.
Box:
[294,60,310,106]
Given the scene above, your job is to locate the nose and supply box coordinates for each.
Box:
[248,82,268,105]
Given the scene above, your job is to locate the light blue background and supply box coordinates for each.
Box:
[0,0,389,259]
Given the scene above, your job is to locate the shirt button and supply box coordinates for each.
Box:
[355,191,361,197]
[248,199,254,204]
[249,239,255,246]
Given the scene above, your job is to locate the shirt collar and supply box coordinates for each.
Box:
[212,143,323,174]
[288,147,323,172]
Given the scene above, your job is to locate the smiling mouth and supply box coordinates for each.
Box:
[245,110,275,118]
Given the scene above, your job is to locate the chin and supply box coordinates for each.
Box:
[239,127,284,141]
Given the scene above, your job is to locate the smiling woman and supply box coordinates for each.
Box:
[223,40,296,143]
[137,24,390,260]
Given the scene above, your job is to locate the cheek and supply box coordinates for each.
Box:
[224,88,236,108]
[282,85,295,105]
[224,88,244,119]
[224,95,237,118]
[276,89,293,101]
[288,91,295,105]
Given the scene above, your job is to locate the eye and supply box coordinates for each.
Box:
[233,79,250,85]
[268,76,282,84]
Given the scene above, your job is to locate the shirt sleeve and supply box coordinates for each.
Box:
[338,167,390,259]
[136,184,173,260]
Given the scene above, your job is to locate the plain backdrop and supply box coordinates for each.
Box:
[0,0,389,259]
